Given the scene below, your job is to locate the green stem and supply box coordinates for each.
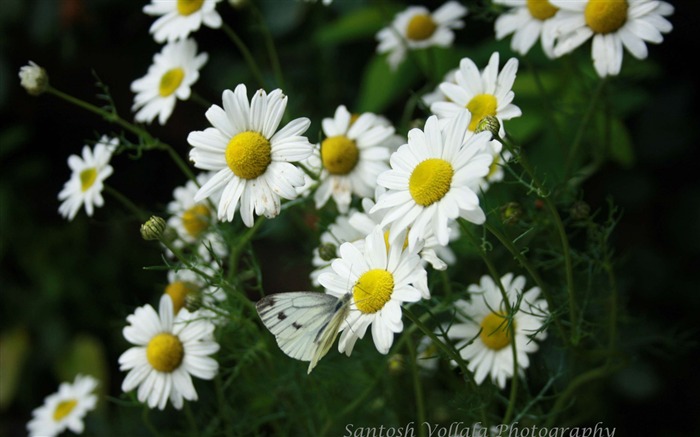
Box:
[141,406,161,437]
[229,216,266,278]
[221,22,267,89]
[459,222,519,424]
[104,185,148,222]
[499,135,579,344]
[563,78,607,180]
[183,402,198,436]
[215,374,234,437]
[405,336,426,437]
[250,4,285,91]
[524,59,565,151]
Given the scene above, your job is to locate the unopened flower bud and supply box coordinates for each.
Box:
[318,242,338,261]
[141,216,166,241]
[184,290,203,312]
[500,201,523,225]
[475,115,500,138]
[19,61,48,96]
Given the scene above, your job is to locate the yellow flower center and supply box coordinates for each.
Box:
[159,68,185,97]
[79,168,97,192]
[353,269,394,314]
[52,399,77,421]
[527,0,558,21]
[146,333,184,372]
[165,281,200,314]
[479,312,514,351]
[177,0,204,16]
[585,0,628,34]
[406,14,437,41]
[225,131,272,180]
[182,204,211,238]
[409,159,453,206]
[466,94,498,132]
[321,135,359,175]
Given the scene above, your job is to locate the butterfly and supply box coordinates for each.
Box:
[255,291,352,374]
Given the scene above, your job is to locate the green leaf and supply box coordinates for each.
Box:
[0,327,29,410]
[313,7,387,46]
[356,55,421,114]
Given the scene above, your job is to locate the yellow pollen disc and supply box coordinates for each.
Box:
[406,14,437,41]
[383,230,409,253]
[321,135,359,175]
[466,94,498,132]
[527,0,558,21]
[480,312,514,351]
[165,281,199,314]
[146,333,184,372]
[52,399,77,421]
[79,168,97,192]
[225,131,272,180]
[585,0,628,34]
[177,0,205,16]
[159,68,185,97]
[409,158,453,206]
[353,269,394,314]
[182,204,211,238]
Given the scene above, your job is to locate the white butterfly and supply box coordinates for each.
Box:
[256,292,352,374]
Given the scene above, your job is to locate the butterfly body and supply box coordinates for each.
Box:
[256,292,352,373]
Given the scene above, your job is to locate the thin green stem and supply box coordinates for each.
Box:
[499,135,579,344]
[229,216,266,278]
[459,222,519,424]
[405,336,426,437]
[250,4,285,90]
[141,406,161,437]
[183,402,198,436]
[215,374,234,437]
[221,22,267,89]
[105,185,148,222]
[564,78,607,180]
[524,58,565,150]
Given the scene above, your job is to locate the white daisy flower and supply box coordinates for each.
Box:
[119,294,220,410]
[18,60,48,96]
[27,374,98,437]
[144,0,223,43]
[187,84,314,227]
[370,112,493,250]
[305,105,395,213]
[549,0,674,77]
[376,1,468,70]
[430,52,522,134]
[318,226,429,356]
[131,38,208,125]
[166,172,227,261]
[310,211,363,287]
[448,273,549,389]
[493,0,560,57]
[57,136,117,221]
[165,263,227,324]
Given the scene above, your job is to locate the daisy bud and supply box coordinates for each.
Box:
[500,201,522,225]
[19,61,48,96]
[184,290,203,312]
[318,242,338,261]
[141,216,167,241]
[475,115,500,139]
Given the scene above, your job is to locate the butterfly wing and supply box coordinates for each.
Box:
[256,292,345,366]
[307,293,352,373]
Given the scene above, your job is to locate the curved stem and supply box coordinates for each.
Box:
[564,78,607,180]
[104,185,148,222]
[221,22,267,89]
[405,336,426,437]
[250,3,285,90]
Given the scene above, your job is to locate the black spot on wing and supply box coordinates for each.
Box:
[277,312,287,320]
[292,322,303,330]
[256,296,276,311]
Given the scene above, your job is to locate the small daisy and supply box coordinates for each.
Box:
[447,273,549,389]
[376,1,468,70]
[131,38,208,125]
[430,52,522,134]
[165,263,227,324]
[549,0,674,77]
[144,0,223,43]
[166,172,227,261]
[187,84,314,227]
[306,105,395,213]
[493,0,560,57]
[27,374,98,437]
[371,112,493,250]
[18,60,48,96]
[319,226,429,356]
[119,294,219,410]
[58,136,117,221]
[310,211,362,287]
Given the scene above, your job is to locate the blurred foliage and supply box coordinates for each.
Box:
[1,0,700,436]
